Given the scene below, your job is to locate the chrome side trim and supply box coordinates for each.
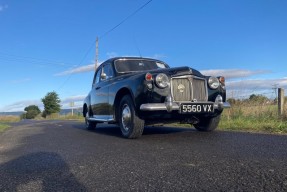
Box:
[88,115,114,122]
[140,103,180,111]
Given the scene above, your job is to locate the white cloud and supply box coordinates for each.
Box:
[227,78,287,90]
[0,99,43,112]
[226,78,287,98]
[54,64,96,76]
[0,95,86,112]
[200,69,271,79]
[61,95,86,103]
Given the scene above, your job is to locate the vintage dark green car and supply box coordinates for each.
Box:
[83,57,230,138]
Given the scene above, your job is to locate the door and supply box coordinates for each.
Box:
[90,63,114,121]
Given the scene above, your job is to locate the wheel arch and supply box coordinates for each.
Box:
[83,95,92,117]
[114,87,134,122]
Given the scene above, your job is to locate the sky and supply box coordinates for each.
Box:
[0,0,287,112]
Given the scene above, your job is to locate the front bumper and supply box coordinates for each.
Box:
[140,95,231,112]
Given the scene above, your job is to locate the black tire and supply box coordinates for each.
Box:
[118,95,144,138]
[85,111,97,130]
[194,115,221,132]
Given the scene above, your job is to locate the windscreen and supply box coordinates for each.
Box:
[114,59,168,73]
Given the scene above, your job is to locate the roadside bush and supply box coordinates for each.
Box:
[24,105,41,119]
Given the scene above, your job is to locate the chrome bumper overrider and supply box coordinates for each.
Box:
[140,95,231,112]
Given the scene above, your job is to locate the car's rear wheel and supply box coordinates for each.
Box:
[118,95,144,138]
[193,115,221,132]
[85,111,97,130]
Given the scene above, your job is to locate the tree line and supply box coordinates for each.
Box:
[22,91,61,119]
[227,94,287,106]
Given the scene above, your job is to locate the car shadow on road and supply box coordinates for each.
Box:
[73,123,196,138]
[0,152,87,191]
[143,126,196,135]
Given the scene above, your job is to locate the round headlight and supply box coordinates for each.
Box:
[155,73,169,88]
[208,76,220,89]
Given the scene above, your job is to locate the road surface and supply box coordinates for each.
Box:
[0,120,287,191]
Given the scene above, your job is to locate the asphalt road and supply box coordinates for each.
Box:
[0,120,287,192]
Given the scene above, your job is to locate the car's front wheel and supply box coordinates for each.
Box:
[85,111,97,130]
[118,95,144,138]
[193,115,221,132]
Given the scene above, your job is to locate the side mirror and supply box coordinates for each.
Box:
[101,73,107,80]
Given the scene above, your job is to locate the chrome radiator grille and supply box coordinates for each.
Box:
[171,76,207,102]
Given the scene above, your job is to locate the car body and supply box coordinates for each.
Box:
[83,57,230,138]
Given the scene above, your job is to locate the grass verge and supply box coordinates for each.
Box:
[0,123,10,133]
[0,115,20,133]
[219,104,287,134]
[166,104,287,134]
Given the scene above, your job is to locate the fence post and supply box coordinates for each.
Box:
[278,88,284,117]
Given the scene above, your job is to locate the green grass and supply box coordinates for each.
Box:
[0,115,20,133]
[219,104,287,134]
[166,104,287,134]
[0,123,10,133]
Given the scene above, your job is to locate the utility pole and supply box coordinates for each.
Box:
[95,37,99,71]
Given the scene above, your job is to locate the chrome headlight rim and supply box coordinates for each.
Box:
[208,76,220,89]
[155,73,169,88]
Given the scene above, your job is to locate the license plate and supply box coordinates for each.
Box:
[181,103,214,113]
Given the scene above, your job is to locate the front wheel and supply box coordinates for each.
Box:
[118,95,144,138]
[193,115,221,132]
[85,111,97,130]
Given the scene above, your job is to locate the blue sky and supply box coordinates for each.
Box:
[0,0,286,112]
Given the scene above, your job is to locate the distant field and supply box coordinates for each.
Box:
[0,115,20,123]
[0,116,20,133]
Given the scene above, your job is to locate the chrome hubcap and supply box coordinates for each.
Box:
[122,104,131,131]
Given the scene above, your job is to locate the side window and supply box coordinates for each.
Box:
[102,64,114,80]
[93,67,102,84]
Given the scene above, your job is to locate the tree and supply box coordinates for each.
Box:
[249,94,269,104]
[24,105,41,119]
[41,91,61,117]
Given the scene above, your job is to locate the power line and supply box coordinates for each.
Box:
[99,0,153,39]
[1,0,154,95]
[56,40,96,91]
[0,51,75,67]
